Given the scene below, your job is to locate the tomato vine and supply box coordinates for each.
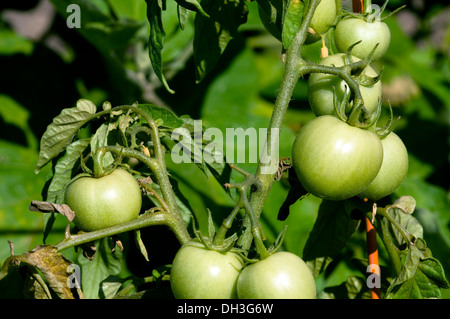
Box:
[1,0,448,300]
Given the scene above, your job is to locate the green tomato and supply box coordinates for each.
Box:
[334,17,391,61]
[292,115,383,200]
[237,252,316,299]
[308,53,382,117]
[359,132,408,201]
[306,0,337,43]
[64,168,142,232]
[170,240,244,299]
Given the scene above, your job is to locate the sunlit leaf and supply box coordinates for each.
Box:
[35,99,97,173]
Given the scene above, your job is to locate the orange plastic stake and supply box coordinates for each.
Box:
[353,0,364,13]
[366,212,381,299]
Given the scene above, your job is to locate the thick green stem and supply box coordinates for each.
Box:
[55,210,191,252]
[363,0,373,14]
[238,0,323,251]
[300,63,365,112]
[214,205,241,246]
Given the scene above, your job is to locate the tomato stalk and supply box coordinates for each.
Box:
[221,164,270,259]
[240,0,374,251]
[237,0,323,253]
[55,209,190,252]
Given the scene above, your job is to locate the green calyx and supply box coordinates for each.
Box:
[191,210,241,254]
[329,36,398,132]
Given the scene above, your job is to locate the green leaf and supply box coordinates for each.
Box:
[145,0,175,94]
[83,20,144,51]
[108,0,148,21]
[42,138,91,242]
[0,28,34,56]
[302,200,360,277]
[138,104,184,128]
[45,139,91,203]
[100,276,125,299]
[134,230,149,262]
[320,276,371,299]
[0,140,62,265]
[0,94,37,149]
[282,0,304,50]
[35,99,98,173]
[50,0,144,52]
[77,238,127,299]
[387,206,423,247]
[256,0,289,41]
[392,195,416,215]
[175,0,209,17]
[90,122,116,169]
[386,244,450,299]
[193,0,249,82]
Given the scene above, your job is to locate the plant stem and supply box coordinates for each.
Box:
[238,0,323,251]
[55,209,191,252]
[213,205,241,246]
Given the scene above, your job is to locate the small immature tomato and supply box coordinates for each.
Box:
[64,168,142,232]
[236,252,316,299]
[359,132,408,201]
[170,240,244,299]
[306,0,337,43]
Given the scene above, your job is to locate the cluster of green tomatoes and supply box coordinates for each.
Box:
[62,0,409,299]
[293,0,408,203]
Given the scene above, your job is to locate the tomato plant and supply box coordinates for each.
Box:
[308,53,382,117]
[359,132,408,201]
[64,168,142,232]
[237,252,316,299]
[292,115,383,200]
[1,0,449,301]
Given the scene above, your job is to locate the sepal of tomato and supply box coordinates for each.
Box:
[308,53,382,118]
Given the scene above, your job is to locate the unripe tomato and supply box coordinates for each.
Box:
[236,252,316,299]
[170,240,244,299]
[306,0,337,43]
[359,132,408,201]
[292,115,383,200]
[64,169,142,232]
[308,53,382,117]
[334,17,391,61]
